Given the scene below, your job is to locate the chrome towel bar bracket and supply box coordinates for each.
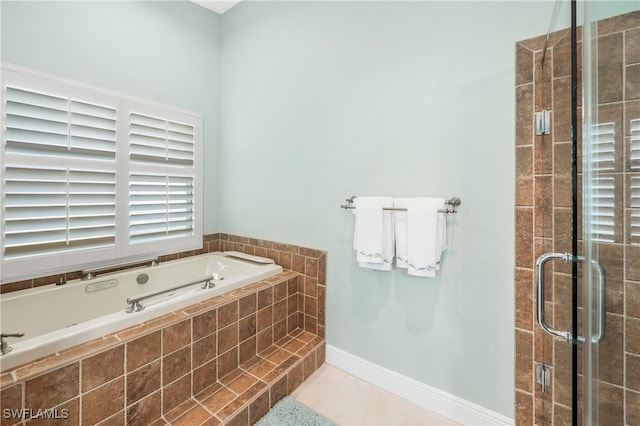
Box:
[340,196,462,214]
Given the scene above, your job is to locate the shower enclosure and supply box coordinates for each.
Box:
[515,1,640,424]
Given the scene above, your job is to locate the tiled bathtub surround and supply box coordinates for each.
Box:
[216,234,327,339]
[515,10,640,425]
[0,235,326,425]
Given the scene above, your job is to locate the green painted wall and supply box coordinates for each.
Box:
[219,1,556,416]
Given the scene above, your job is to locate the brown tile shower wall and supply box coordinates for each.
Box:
[515,28,575,425]
[0,234,327,425]
[515,10,640,425]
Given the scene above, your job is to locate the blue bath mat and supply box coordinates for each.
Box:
[255,396,338,426]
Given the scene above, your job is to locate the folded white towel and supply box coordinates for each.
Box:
[394,198,447,277]
[353,196,394,271]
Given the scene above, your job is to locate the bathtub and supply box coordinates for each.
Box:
[0,251,282,372]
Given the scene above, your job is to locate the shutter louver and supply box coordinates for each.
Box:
[592,122,615,171]
[129,113,194,166]
[631,119,640,170]
[590,176,615,243]
[129,174,194,243]
[5,87,69,155]
[631,176,640,244]
[631,119,640,245]
[588,122,617,243]
[5,87,116,159]
[4,166,115,258]
[70,100,117,158]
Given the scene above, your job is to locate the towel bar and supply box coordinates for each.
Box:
[340,196,461,213]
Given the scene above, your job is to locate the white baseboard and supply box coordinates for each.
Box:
[325,345,513,426]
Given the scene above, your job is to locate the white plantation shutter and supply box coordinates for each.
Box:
[631,176,640,245]
[631,119,640,170]
[70,100,118,157]
[631,119,640,245]
[128,110,197,247]
[1,65,202,282]
[591,122,615,171]
[5,87,117,159]
[588,122,617,243]
[3,83,118,264]
[5,87,69,154]
[129,173,194,243]
[590,176,615,242]
[129,113,194,165]
[4,166,116,258]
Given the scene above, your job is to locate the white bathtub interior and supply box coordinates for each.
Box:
[0,252,283,371]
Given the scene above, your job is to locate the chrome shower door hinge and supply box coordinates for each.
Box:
[535,361,551,393]
[536,110,551,135]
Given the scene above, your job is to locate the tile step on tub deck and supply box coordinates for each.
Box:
[157,329,325,426]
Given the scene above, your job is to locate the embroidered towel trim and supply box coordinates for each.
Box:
[353,196,394,271]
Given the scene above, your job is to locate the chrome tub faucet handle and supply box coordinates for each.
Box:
[1,332,25,355]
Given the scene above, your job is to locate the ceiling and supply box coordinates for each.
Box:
[192,0,241,14]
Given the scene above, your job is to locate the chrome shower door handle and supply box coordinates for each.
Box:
[535,253,606,344]
[536,252,573,342]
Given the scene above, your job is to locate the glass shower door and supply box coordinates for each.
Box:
[582,2,640,425]
[525,2,640,424]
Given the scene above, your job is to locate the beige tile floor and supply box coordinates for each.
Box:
[291,364,461,426]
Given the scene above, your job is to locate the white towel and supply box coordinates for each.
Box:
[394,198,447,277]
[353,196,394,271]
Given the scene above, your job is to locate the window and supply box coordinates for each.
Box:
[1,65,202,282]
